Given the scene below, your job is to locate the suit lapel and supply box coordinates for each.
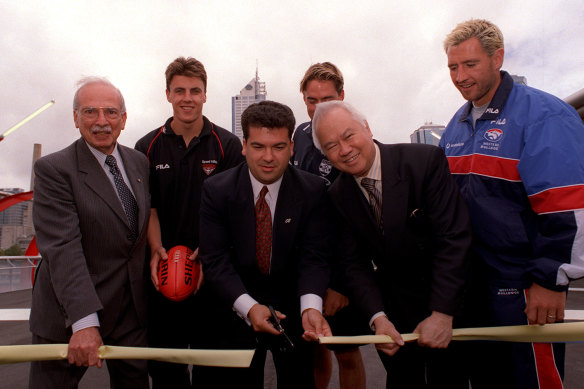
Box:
[119,145,147,234]
[379,143,408,246]
[231,165,256,267]
[76,139,129,228]
[271,168,302,274]
[335,173,383,251]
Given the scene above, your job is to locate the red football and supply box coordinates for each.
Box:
[158,245,201,302]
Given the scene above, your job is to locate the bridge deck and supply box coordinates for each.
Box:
[2,281,584,388]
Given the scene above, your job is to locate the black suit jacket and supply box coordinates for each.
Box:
[199,162,330,317]
[329,142,471,331]
[30,138,150,341]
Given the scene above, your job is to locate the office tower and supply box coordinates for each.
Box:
[410,122,445,146]
[0,188,33,250]
[232,67,267,139]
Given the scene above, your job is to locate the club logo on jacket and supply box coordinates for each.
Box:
[202,159,218,175]
[484,128,504,142]
[319,159,333,176]
[480,128,504,152]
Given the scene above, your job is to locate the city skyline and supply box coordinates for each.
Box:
[231,66,267,139]
[1,1,583,189]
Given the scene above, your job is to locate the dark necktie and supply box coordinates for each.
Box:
[255,186,272,275]
[105,155,139,237]
[361,177,383,229]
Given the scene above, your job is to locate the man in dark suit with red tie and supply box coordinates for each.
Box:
[312,100,472,389]
[198,100,331,389]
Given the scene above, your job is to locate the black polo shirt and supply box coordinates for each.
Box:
[135,116,243,250]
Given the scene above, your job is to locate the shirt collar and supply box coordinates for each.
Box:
[249,170,283,203]
[459,70,513,122]
[85,141,121,166]
[163,115,212,137]
[354,142,381,185]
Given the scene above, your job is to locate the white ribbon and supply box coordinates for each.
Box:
[0,344,254,367]
[320,322,584,344]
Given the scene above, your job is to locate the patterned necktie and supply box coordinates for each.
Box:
[361,177,383,229]
[255,186,272,275]
[105,155,139,237]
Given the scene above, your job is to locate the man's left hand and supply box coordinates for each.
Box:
[525,282,566,325]
[302,308,332,341]
[413,311,453,348]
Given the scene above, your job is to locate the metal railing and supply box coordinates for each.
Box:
[0,256,40,293]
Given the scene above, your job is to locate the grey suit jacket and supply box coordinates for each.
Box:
[30,138,150,342]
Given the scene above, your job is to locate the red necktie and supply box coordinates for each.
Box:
[255,186,272,274]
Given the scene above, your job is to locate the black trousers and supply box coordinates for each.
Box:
[29,292,148,389]
[191,299,316,389]
[147,284,213,389]
[377,342,469,389]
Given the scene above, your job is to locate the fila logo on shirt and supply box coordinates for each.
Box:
[156,163,170,170]
[202,159,218,175]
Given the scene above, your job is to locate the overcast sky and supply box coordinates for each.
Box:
[1,0,582,190]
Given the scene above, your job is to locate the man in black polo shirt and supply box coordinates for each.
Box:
[135,56,243,389]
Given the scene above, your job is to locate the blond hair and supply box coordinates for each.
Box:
[444,19,504,56]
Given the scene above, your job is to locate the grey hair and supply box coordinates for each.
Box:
[312,100,367,152]
[72,76,126,113]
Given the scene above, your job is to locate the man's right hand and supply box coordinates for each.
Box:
[373,315,404,356]
[248,304,285,335]
[67,327,103,367]
[150,246,167,290]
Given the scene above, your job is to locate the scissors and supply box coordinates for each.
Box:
[268,305,295,351]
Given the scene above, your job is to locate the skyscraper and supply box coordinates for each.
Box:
[0,188,33,250]
[232,67,267,139]
[410,122,445,146]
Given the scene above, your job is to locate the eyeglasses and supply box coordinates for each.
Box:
[78,107,123,120]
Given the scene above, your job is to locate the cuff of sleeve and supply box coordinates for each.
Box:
[72,313,100,333]
[369,311,387,331]
[233,294,258,326]
[533,279,569,292]
[300,294,323,315]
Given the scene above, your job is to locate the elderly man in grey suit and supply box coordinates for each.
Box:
[28,77,151,388]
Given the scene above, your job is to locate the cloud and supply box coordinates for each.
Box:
[1,0,582,189]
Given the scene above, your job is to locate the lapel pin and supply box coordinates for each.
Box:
[137,178,142,183]
[284,218,292,224]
